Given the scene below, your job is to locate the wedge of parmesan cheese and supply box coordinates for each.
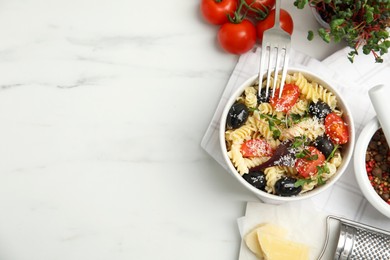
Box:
[244,223,288,259]
[257,231,309,260]
[244,223,309,260]
[244,226,263,259]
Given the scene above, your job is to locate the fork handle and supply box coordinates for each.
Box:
[274,0,281,28]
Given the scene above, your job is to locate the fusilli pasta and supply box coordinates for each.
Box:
[224,71,349,197]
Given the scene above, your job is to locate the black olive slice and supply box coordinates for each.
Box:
[309,101,331,120]
[257,88,270,104]
[226,103,249,129]
[243,171,266,191]
[274,177,302,196]
[313,135,335,158]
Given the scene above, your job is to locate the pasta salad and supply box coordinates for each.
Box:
[224,72,350,196]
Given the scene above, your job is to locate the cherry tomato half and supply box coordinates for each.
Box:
[269,84,300,113]
[200,0,238,25]
[217,19,257,55]
[241,139,273,157]
[256,8,294,42]
[295,146,325,178]
[325,112,349,144]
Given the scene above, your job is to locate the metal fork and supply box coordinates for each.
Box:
[258,0,291,99]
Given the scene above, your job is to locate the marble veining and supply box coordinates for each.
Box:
[0,0,352,259]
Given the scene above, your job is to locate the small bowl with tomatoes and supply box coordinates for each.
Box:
[219,67,355,204]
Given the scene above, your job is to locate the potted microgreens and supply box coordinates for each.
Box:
[294,0,390,63]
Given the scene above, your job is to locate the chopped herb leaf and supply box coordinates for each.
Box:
[292,136,309,148]
[272,129,281,139]
[294,178,312,187]
[326,144,339,161]
[316,164,330,186]
[307,154,319,161]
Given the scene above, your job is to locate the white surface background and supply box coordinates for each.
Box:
[0,1,352,259]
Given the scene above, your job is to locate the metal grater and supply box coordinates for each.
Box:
[318,215,390,260]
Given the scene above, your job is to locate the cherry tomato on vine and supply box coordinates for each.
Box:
[244,0,275,19]
[200,0,238,25]
[256,8,294,42]
[295,146,325,178]
[241,139,273,157]
[217,19,257,54]
[269,84,300,113]
[325,112,349,144]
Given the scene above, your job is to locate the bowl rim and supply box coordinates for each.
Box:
[354,116,390,218]
[219,67,355,202]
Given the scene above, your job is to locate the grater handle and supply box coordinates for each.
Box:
[317,215,335,260]
[317,215,390,260]
[335,224,356,260]
[335,216,390,236]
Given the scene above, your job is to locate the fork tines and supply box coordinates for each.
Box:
[258,0,291,100]
[259,40,290,99]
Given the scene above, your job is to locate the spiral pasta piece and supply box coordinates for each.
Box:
[267,138,281,150]
[301,178,318,193]
[264,166,285,193]
[293,72,319,102]
[329,150,342,167]
[245,157,270,169]
[323,162,337,180]
[258,103,274,115]
[289,99,308,115]
[258,102,284,119]
[313,82,337,109]
[245,92,257,108]
[278,166,298,176]
[227,124,254,143]
[228,143,248,175]
[245,86,257,95]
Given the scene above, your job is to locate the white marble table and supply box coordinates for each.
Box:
[0,1,346,259]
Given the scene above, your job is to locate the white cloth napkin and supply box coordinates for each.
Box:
[200,46,390,231]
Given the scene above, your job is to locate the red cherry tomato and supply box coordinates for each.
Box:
[241,139,273,157]
[256,8,294,42]
[269,84,300,113]
[200,0,238,25]
[244,0,275,19]
[217,20,257,55]
[325,112,349,144]
[295,146,325,178]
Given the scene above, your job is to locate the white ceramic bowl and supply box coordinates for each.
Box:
[354,117,390,218]
[219,67,355,204]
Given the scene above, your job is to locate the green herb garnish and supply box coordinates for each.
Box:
[293,0,390,63]
[260,114,282,139]
[307,154,319,161]
[287,113,308,127]
[294,178,313,188]
[316,164,330,186]
[326,144,339,161]
[292,135,309,148]
[295,148,310,158]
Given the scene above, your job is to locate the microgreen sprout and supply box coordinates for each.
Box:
[294,0,390,63]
